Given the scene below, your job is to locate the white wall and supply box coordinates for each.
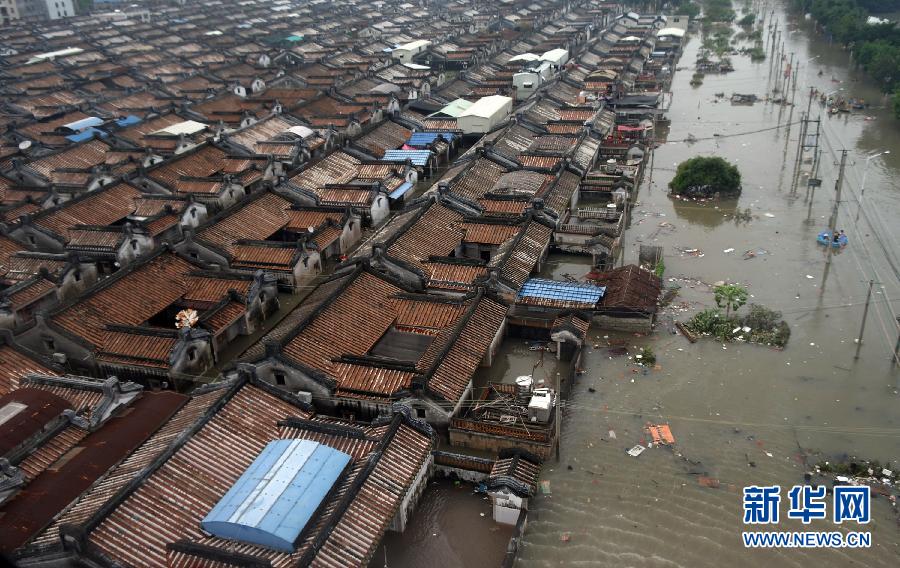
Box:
[44,0,73,19]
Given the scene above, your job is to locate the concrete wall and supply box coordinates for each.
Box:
[593,314,652,333]
[388,454,433,532]
[448,428,551,459]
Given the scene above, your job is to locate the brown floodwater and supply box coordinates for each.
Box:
[514,5,900,568]
[371,479,513,568]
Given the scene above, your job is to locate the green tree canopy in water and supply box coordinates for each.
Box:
[669,156,742,197]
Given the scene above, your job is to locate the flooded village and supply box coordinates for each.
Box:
[0,0,898,567]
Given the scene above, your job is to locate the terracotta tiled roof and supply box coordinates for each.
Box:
[518,154,563,170]
[395,298,464,331]
[386,202,464,268]
[96,332,176,369]
[319,188,373,206]
[477,198,528,216]
[25,140,116,185]
[428,296,506,402]
[494,221,553,288]
[33,182,143,241]
[450,157,508,201]
[462,222,521,245]
[196,191,294,252]
[0,345,55,396]
[28,387,228,549]
[355,121,412,158]
[147,145,267,194]
[5,276,56,309]
[288,150,361,194]
[231,244,297,269]
[423,262,487,291]
[51,253,249,365]
[333,363,415,397]
[282,271,400,377]
[203,301,246,334]
[87,383,312,567]
[284,209,343,232]
[0,235,25,280]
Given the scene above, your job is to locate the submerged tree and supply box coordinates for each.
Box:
[714,284,748,321]
[669,156,742,197]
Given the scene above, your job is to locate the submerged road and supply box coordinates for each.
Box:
[517,4,900,567]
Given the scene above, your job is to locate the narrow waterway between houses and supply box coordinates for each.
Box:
[514,4,900,567]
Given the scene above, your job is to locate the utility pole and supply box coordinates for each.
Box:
[790,111,807,194]
[555,371,561,462]
[893,317,900,367]
[827,150,848,265]
[855,280,874,359]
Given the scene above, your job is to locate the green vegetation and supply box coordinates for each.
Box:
[654,258,666,278]
[636,347,657,366]
[792,0,900,94]
[669,156,742,197]
[702,0,736,23]
[894,90,900,118]
[737,14,755,27]
[714,284,748,320]
[685,304,791,347]
[671,0,702,18]
[748,46,767,60]
[702,27,734,55]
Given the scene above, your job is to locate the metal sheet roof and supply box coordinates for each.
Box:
[382,149,431,166]
[517,278,606,305]
[389,180,414,199]
[433,98,474,118]
[458,95,512,119]
[406,132,455,147]
[63,116,104,132]
[201,439,351,552]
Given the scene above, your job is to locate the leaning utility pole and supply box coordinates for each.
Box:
[855,280,875,359]
[555,371,561,461]
[790,111,808,194]
[893,317,900,367]
[827,150,848,265]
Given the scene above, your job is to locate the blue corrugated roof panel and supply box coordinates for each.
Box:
[65,128,106,143]
[116,115,142,127]
[406,132,455,147]
[517,278,606,306]
[201,440,351,552]
[389,181,414,199]
[381,149,431,166]
[63,116,104,131]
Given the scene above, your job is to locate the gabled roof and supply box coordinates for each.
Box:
[30,182,144,243]
[46,374,432,567]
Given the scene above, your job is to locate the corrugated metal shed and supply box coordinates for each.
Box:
[406,132,456,147]
[201,439,351,552]
[517,278,606,307]
[389,180,414,199]
[382,149,431,166]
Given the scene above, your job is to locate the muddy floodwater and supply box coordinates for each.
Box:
[515,6,900,568]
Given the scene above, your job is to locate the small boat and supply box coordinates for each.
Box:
[817,231,848,248]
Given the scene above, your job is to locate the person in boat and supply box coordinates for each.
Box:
[818,69,824,77]
[833,231,840,243]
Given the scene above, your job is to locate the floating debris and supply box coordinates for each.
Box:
[627,445,647,457]
[646,423,675,445]
[698,476,721,488]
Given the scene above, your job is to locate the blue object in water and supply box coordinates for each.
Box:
[817,231,848,248]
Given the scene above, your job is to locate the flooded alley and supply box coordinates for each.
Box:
[516,4,900,567]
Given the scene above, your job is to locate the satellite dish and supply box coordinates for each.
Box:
[18,140,31,151]
[307,226,314,233]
